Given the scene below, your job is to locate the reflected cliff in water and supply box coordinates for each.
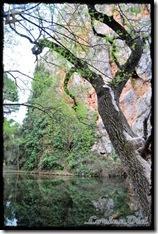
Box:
[4,173,140,228]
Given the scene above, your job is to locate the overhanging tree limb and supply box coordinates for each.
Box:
[87,4,144,99]
[110,37,143,98]
[63,67,78,110]
[87,4,133,47]
[4,70,33,80]
[37,38,105,92]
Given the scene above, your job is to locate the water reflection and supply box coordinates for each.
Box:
[4,173,134,228]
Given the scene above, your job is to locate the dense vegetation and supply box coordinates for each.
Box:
[3,73,21,167]
[4,64,121,177]
[21,66,96,175]
[3,119,21,167]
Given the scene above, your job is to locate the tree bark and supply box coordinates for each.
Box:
[96,86,151,222]
[87,5,151,222]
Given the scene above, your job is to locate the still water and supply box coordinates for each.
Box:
[3,172,141,228]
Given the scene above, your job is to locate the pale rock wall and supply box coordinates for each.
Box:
[42,46,151,157]
[40,4,151,156]
[91,62,151,156]
[90,6,151,155]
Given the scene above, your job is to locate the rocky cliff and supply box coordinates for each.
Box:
[39,4,151,157]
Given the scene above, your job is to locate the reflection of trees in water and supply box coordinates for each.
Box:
[90,189,132,221]
[4,174,131,227]
[86,193,149,227]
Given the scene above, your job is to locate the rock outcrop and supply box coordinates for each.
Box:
[40,5,151,157]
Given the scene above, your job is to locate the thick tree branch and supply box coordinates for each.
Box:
[87,4,133,47]
[64,68,77,110]
[37,38,105,92]
[36,37,135,138]
[111,38,143,98]
[87,4,144,99]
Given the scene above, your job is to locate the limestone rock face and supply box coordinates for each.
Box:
[90,7,151,155]
[41,5,151,156]
[120,79,151,138]
[91,119,112,155]
[92,54,151,155]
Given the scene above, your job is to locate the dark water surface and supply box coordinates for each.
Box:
[4,172,137,228]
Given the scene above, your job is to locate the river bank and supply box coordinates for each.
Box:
[3,169,73,177]
[3,165,127,178]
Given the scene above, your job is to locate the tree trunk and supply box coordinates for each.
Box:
[36,38,151,222]
[96,85,151,222]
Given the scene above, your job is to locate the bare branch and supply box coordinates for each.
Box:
[4,70,33,80]
[8,22,35,44]
[4,3,41,18]
[3,102,58,119]
[17,19,36,42]
[117,4,135,30]
[19,11,112,79]
[23,11,108,49]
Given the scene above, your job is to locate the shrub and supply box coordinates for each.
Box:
[40,155,64,170]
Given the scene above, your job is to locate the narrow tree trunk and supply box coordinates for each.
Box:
[96,86,151,222]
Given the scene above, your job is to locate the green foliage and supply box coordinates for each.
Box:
[3,119,21,166]
[3,74,18,102]
[67,151,103,177]
[5,63,121,177]
[110,71,126,87]
[18,63,122,176]
[32,65,54,99]
[4,119,17,137]
[110,149,119,162]
[110,189,131,217]
[40,155,64,170]
[20,66,97,174]
[75,103,88,120]
[128,5,141,16]
[104,35,114,44]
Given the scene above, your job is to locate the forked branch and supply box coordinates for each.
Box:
[87,4,144,99]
